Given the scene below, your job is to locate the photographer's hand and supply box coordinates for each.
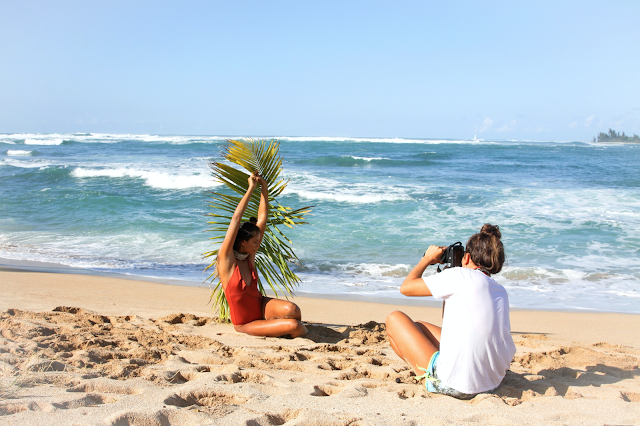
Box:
[399,245,445,297]
[424,245,445,266]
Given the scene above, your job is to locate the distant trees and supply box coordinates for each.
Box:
[593,129,640,143]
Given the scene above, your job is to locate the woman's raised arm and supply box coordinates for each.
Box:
[255,176,269,245]
[218,173,259,264]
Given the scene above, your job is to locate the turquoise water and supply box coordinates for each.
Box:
[1,133,639,312]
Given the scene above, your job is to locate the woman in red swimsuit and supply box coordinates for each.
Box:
[217,172,307,338]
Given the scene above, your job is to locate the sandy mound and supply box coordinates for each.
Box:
[1,308,639,425]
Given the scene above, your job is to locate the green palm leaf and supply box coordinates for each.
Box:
[204,139,313,322]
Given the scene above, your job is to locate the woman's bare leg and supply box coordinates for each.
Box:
[235,318,306,337]
[233,298,307,338]
[262,297,302,320]
[385,311,440,375]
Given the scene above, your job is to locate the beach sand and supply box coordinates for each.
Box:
[1,267,639,425]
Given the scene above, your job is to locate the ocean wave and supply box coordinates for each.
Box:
[6,150,32,156]
[494,187,640,226]
[301,261,411,278]
[0,238,210,282]
[294,154,437,168]
[24,138,65,145]
[294,156,386,167]
[0,133,229,145]
[291,189,408,203]
[1,158,54,168]
[71,167,219,190]
[402,185,640,242]
[351,156,389,161]
[0,133,578,146]
[0,133,49,142]
[495,265,640,312]
[275,136,479,144]
[69,133,229,145]
[282,172,412,204]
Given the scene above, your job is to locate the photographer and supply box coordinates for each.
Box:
[385,224,516,399]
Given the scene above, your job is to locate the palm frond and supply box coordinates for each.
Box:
[204,139,313,322]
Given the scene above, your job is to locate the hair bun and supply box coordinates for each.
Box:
[480,224,501,239]
[240,217,259,230]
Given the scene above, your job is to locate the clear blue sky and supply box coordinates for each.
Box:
[2,1,639,140]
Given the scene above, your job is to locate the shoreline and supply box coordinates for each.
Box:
[1,260,640,348]
[2,256,636,315]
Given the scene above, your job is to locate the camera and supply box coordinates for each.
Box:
[435,242,464,273]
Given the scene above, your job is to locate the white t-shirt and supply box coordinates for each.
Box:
[424,267,516,394]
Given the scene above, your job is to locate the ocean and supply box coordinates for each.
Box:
[1,133,639,313]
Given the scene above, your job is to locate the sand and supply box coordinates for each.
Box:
[1,267,639,425]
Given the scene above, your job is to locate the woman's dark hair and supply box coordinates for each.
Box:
[465,224,505,274]
[233,217,260,251]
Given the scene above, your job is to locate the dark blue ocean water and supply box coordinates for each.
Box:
[1,133,639,312]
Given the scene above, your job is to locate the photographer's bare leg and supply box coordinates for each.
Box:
[386,311,440,374]
[415,320,442,346]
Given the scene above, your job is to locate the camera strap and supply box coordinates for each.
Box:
[474,267,491,276]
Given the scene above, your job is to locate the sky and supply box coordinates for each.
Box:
[1,1,639,140]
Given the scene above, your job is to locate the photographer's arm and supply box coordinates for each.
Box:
[399,245,444,297]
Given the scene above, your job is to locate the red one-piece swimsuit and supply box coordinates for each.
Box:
[224,261,263,326]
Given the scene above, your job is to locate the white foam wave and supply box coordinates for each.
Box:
[72,167,219,189]
[0,133,557,146]
[403,185,640,250]
[1,158,54,168]
[331,262,411,277]
[1,133,228,145]
[494,187,640,227]
[276,136,473,144]
[350,156,389,161]
[6,150,32,156]
[24,138,64,145]
[293,190,407,203]
[69,133,229,144]
[0,133,47,141]
[0,234,210,281]
[282,172,411,204]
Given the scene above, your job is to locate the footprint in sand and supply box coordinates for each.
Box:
[163,383,263,410]
[67,378,146,395]
[51,393,116,409]
[310,383,345,396]
[105,408,205,426]
[243,409,303,426]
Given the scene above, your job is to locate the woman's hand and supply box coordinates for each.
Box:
[424,245,445,266]
[248,172,260,189]
[257,175,268,187]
